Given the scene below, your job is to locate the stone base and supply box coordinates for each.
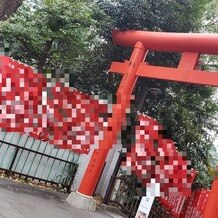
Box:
[66,191,96,211]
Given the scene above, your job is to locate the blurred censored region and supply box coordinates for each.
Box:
[0,55,110,153]
[0,55,192,196]
[121,114,192,197]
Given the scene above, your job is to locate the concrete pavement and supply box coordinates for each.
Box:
[0,178,114,218]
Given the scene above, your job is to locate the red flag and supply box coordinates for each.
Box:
[0,56,109,153]
[122,114,192,197]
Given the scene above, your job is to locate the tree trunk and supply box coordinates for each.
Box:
[37,61,44,74]
[0,0,23,21]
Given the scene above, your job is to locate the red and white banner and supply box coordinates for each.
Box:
[0,56,109,153]
[158,170,197,217]
[180,189,210,218]
[122,114,192,197]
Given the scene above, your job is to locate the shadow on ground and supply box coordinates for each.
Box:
[0,178,112,218]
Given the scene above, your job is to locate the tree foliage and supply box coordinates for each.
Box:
[0,0,100,72]
[201,0,218,71]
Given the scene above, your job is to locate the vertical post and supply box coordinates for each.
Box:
[203,177,218,218]
[8,147,19,172]
[103,151,122,204]
[78,42,147,196]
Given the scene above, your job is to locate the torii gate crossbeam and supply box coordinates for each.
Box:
[111,30,218,87]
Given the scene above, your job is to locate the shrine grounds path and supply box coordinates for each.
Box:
[0,178,114,218]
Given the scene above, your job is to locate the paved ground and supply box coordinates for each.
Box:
[0,178,113,218]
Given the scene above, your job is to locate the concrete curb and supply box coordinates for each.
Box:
[66,191,96,211]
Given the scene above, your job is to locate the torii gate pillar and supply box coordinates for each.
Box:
[67,30,218,214]
[204,176,218,218]
[67,41,147,210]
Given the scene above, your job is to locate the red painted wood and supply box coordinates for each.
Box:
[78,42,147,196]
[112,30,218,55]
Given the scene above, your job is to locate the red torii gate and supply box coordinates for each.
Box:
[76,30,218,217]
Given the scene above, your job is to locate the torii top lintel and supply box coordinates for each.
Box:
[112,30,218,55]
[109,30,218,87]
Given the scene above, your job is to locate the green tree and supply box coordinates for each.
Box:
[201,0,218,71]
[0,0,99,73]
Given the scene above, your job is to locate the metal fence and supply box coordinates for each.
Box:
[107,169,140,218]
[107,171,172,218]
[0,132,79,191]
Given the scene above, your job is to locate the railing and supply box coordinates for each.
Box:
[108,174,140,217]
[0,132,79,192]
[108,173,173,218]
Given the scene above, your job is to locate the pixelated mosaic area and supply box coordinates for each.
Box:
[0,55,111,153]
[0,53,192,197]
[121,114,192,197]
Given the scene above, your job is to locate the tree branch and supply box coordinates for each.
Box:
[18,37,40,60]
[37,39,54,72]
[207,64,218,68]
